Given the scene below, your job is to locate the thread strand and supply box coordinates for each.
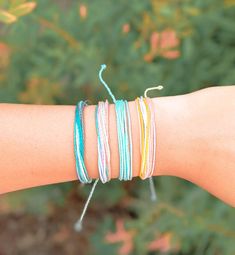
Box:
[74,179,99,232]
[99,64,117,103]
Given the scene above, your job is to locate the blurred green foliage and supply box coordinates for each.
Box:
[0,0,235,254]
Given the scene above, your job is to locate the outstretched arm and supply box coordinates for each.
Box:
[0,86,234,206]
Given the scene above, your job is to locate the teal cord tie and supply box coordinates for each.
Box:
[98,64,117,103]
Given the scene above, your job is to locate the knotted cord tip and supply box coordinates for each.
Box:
[149,177,158,202]
[144,85,164,98]
[74,220,83,232]
[151,192,157,202]
[101,64,107,69]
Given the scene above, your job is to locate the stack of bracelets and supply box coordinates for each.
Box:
[73,64,162,231]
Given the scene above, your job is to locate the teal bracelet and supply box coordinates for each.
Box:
[74,101,92,183]
[98,64,133,181]
[115,100,133,181]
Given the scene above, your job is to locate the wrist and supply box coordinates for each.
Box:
[152,93,192,177]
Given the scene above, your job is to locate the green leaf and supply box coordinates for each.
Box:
[10,1,36,17]
[0,9,17,23]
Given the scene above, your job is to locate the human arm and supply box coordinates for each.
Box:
[0,86,234,206]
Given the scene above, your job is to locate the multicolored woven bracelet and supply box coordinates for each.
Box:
[135,96,156,180]
[74,101,92,184]
[95,100,111,183]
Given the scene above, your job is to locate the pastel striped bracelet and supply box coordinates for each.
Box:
[95,100,111,183]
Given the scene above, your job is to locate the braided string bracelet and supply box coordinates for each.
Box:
[74,101,92,183]
[95,100,111,183]
[115,100,133,181]
[99,64,133,181]
[74,101,99,232]
[135,85,163,200]
[144,87,163,200]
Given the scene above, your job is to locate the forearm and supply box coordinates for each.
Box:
[0,86,234,206]
[0,100,164,192]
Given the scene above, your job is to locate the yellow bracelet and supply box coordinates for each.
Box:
[136,97,152,179]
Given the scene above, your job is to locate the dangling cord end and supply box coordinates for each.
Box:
[149,177,157,202]
[99,64,117,103]
[144,85,163,98]
[74,179,99,232]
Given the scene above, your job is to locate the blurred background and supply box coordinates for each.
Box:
[0,0,235,254]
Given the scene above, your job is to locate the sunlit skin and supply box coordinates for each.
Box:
[0,86,234,207]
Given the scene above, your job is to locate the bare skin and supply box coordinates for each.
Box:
[0,86,234,207]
